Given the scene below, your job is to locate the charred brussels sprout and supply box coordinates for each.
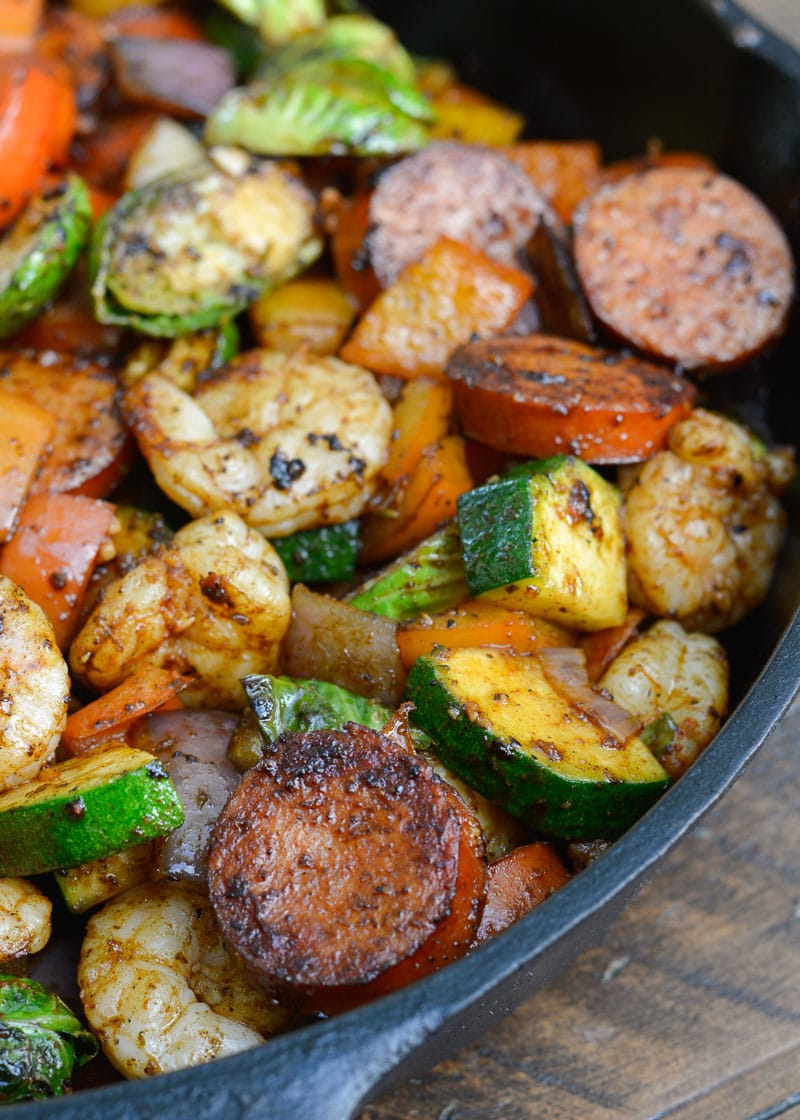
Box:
[205,12,431,157]
[89,159,322,337]
[206,56,433,157]
[0,175,91,339]
[0,974,97,1102]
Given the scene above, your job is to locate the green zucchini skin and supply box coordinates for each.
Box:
[270,518,360,582]
[457,455,627,630]
[0,175,91,340]
[346,521,467,619]
[406,648,670,840]
[0,747,184,877]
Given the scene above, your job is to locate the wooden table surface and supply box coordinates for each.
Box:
[361,695,800,1120]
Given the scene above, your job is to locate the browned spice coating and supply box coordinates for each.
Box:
[208,725,467,992]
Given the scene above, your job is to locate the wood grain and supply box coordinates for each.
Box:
[361,697,800,1120]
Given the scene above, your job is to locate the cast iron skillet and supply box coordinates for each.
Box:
[9,1,800,1116]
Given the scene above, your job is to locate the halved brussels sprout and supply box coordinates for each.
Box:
[0,175,91,340]
[0,974,98,1102]
[89,158,322,337]
[206,57,433,157]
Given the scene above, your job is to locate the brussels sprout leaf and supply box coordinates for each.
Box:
[242,674,434,749]
[0,974,98,1103]
[206,57,433,157]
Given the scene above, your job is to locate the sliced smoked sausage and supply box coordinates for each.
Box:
[573,167,795,371]
[208,724,486,1010]
[367,140,546,287]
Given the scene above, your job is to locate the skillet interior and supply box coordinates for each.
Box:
[8,1,800,1117]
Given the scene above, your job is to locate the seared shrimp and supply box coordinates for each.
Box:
[621,409,795,632]
[123,350,393,537]
[69,511,290,709]
[0,877,52,961]
[0,575,70,793]
[78,882,294,1079]
[599,619,729,778]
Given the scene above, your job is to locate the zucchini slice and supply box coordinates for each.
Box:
[0,175,91,340]
[457,455,627,630]
[345,521,467,619]
[52,842,154,914]
[270,518,360,583]
[406,646,670,839]
[0,746,184,877]
[89,159,322,337]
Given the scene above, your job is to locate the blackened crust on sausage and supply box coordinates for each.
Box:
[447,334,695,415]
[367,141,546,288]
[573,167,795,371]
[207,725,462,991]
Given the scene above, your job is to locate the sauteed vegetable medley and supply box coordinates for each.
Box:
[0,0,797,1100]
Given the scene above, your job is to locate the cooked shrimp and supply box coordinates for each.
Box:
[621,409,796,632]
[599,619,729,778]
[78,881,294,1079]
[0,877,52,961]
[69,511,291,709]
[123,349,393,537]
[0,575,70,793]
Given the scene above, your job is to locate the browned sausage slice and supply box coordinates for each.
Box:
[573,167,795,371]
[447,333,696,463]
[367,140,546,287]
[208,725,485,1003]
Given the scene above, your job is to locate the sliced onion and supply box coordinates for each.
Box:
[537,646,642,744]
[109,37,236,118]
[282,583,405,706]
[130,710,241,885]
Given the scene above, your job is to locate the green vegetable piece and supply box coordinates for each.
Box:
[89,161,321,337]
[0,175,91,340]
[640,711,679,760]
[206,57,433,157]
[457,456,627,631]
[0,746,185,877]
[0,974,97,1102]
[346,521,467,619]
[257,14,417,84]
[270,519,360,583]
[214,0,326,46]
[53,842,154,914]
[406,647,670,839]
[243,673,391,742]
